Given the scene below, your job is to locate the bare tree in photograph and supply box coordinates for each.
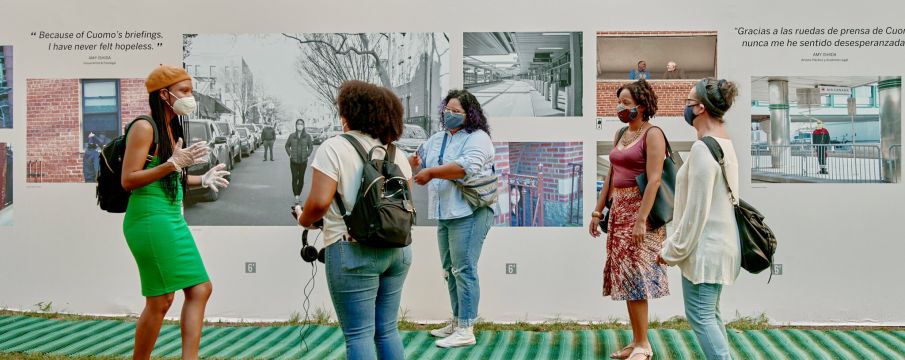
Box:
[282,33,395,108]
[182,34,197,61]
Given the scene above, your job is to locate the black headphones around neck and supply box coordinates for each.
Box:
[301,229,325,263]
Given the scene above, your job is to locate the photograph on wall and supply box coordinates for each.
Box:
[0,143,11,226]
[751,76,901,183]
[26,78,149,184]
[414,141,583,227]
[1,46,13,128]
[596,31,717,122]
[495,142,583,227]
[463,32,582,117]
[183,32,449,226]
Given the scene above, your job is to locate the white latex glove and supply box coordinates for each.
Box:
[167,138,210,171]
[201,163,230,192]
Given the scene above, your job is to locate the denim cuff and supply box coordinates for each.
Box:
[458,317,478,328]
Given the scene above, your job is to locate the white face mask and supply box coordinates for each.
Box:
[166,89,197,116]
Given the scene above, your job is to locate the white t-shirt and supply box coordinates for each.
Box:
[310,130,414,247]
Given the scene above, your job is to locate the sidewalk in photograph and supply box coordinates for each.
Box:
[471,80,563,117]
[183,138,314,226]
[1,315,903,359]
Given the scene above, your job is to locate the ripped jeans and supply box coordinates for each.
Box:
[437,207,494,328]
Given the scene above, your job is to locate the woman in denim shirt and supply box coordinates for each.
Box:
[410,89,495,348]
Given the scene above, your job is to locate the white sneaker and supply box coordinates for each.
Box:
[429,322,457,338]
[434,327,476,348]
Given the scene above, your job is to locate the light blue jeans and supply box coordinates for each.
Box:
[437,206,494,328]
[682,276,733,360]
[325,241,412,360]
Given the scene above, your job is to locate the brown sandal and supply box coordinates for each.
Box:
[627,347,654,360]
[610,345,635,359]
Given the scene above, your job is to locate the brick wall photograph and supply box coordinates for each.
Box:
[596,31,717,118]
[496,142,583,227]
[27,78,147,183]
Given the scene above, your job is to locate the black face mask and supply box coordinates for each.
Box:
[684,105,698,126]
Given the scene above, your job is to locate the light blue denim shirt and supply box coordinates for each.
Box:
[420,129,495,220]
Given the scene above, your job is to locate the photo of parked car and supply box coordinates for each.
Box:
[184,119,230,202]
[239,124,261,148]
[395,124,428,155]
[323,124,343,141]
[236,127,254,157]
[213,120,242,165]
[307,126,326,145]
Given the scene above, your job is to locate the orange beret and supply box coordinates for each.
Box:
[145,64,192,93]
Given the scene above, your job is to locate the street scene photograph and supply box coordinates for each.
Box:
[750,76,902,183]
[183,32,450,225]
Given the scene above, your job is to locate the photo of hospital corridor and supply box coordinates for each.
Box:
[463,32,582,117]
[751,77,901,183]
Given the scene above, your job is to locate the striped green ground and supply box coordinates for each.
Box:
[1,315,904,359]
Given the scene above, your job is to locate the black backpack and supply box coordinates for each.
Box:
[334,134,414,248]
[96,115,158,213]
[701,137,778,279]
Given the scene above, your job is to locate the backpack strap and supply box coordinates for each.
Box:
[339,133,369,163]
[125,115,159,159]
[701,136,736,205]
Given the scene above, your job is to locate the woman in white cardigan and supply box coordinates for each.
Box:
[658,78,740,360]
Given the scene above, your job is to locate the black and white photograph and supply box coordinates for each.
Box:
[751,76,902,183]
[463,32,582,117]
[182,32,449,226]
[0,46,12,129]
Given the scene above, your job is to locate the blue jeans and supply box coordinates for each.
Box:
[325,241,412,360]
[682,277,732,360]
[437,207,493,328]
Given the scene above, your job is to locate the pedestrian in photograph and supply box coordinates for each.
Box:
[410,89,495,348]
[262,122,276,161]
[812,120,830,174]
[589,79,669,360]
[663,61,686,79]
[122,65,230,360]
[629,61,650,80]
[659,77,741,360]
[294,80,413,360]
[285,118,314,204]
[83,132,108,182]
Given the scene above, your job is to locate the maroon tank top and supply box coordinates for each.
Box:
[609,128,652,188]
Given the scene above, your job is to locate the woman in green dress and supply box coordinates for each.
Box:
[122,65,230,360]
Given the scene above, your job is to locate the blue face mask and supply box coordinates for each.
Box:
[683,105,698,126]
[443,111,465,129]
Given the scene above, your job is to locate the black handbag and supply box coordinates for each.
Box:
[598,199,611,233]
[701,137,778,279]
[636,127,682,229]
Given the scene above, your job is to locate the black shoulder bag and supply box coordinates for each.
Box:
[636,126,682,229]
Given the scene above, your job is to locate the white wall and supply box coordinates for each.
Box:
[1,0,904,326]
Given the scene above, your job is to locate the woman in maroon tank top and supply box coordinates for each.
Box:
[589,79,670,360]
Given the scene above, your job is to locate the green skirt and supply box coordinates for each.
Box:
[123,158,208,297]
